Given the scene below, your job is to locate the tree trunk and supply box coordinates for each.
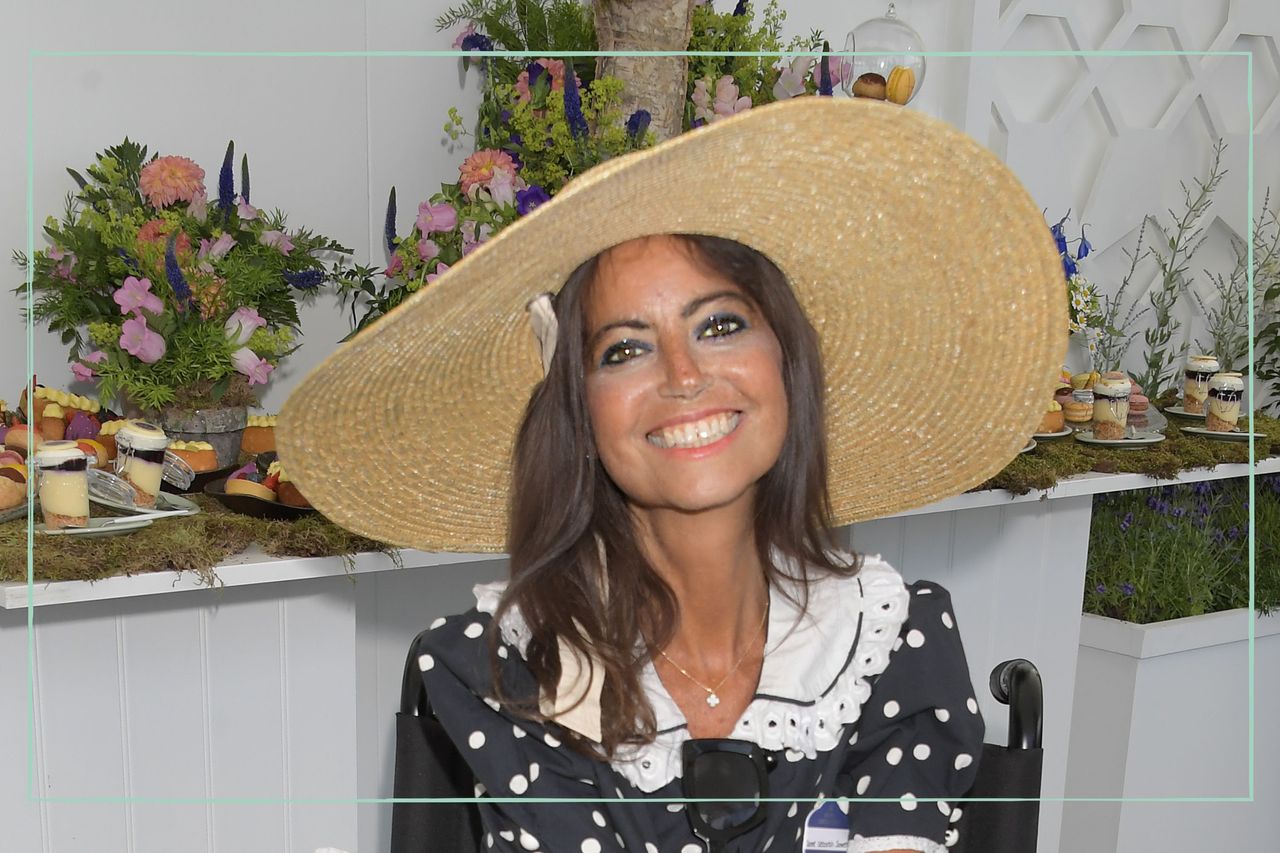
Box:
[593,0,696,142]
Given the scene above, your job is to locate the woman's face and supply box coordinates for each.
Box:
[582,235,788,516]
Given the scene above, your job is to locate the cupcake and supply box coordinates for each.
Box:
[1038,401,1064,434]
[168,440,219,472]
[96,418,128,461]
[241,413,277,454]
[1064,390,1094,426]
[1092,372,1132,440]
[40,403,66,440]
[4,424,39,459]
[1183,354,1220,414]
[1206,372,1245,432]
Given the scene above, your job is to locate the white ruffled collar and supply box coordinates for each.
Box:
[473,551,909,792]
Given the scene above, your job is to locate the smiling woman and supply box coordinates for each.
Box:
[277,97,1066,853]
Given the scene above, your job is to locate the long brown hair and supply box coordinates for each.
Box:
[493,234,861,758]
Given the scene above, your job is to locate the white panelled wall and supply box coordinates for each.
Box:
[3,0,1279,852]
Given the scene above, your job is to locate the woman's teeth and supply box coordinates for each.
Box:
[647,412,741,449]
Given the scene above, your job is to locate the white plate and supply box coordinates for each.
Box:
[1032,427,1073,440]
[36,516,155,537]
[90,490,199,516]
[1019,439,1037,454]
[1180,426,1265,442]
[1163,405,1206,419]
[1074,430,1166,448]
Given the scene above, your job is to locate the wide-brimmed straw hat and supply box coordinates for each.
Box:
[278,97,1065,553]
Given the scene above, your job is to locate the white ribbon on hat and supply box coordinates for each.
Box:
[526,293,558,375]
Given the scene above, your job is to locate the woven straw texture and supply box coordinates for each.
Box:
[278,97,1066,552]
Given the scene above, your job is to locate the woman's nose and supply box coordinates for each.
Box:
[658,340,709,398]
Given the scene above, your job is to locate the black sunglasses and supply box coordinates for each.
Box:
[681,739,778,853]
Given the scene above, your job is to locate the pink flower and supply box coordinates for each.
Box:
[139,155,206,208]
[460,220,493,255]
[119,316,166,364]
[136,220,193,256]
[514,59,580,104]
[260,230,294,255]
[773,56,812,100]
[459,149,518,197]
[199,233,236,260]
[385,253,404,279]
[451,21,477,49]
[74,348,107,380]
[417,238,440,262]
[113,276,164,316]
[416,201,458,234]
[48,246,77,279]
[188,191,208,222]
[822,56,852,87]
[224,306,266,345]
[692,78,715,124]
[426,262,450,284]
[486,168,522,208]
[237,197,259,221]
[712,76,751,119]
[231,347,274,386]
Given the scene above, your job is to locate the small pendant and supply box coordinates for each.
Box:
[706,692,720,708]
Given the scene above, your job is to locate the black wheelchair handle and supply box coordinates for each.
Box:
[988,658,1043,750]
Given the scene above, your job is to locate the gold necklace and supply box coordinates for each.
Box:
[657,600,769,708]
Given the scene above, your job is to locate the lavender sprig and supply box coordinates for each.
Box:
[563,65,588,140]
[284,269,325,290]
[384,187,397,254]
[240,154,251,205]
[818,42,833,96]
[217,140,235,218]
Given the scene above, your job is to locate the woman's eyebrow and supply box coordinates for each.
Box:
[587,290,750,350]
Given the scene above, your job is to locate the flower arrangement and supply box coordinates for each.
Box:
[14,139,353,412]
[1085,476,1279,623]
[1048,211,1106,367]
[340,0,840,335]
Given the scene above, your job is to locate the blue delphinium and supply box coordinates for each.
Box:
[818,42,833,96]
[733,0,748,15]
[1121,582,1136,597]
[626,109,651,142]
[284,269,325,290]
[165,233,192,311]
[461,32,494,53]
[562,65,588,139]
[1119,511,1133,533]
[384,187,397,254]
[218,141,235,218]
[118,249,140,273]
[240,154,251,205]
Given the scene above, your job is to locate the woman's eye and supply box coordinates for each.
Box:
[698,312,747,339]
[600,340,649,366]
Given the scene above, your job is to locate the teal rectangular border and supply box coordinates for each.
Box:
[23,47,1258,806]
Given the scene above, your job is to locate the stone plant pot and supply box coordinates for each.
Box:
[156,405,247,468]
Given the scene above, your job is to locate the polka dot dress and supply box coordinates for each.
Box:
[415,560,983,853]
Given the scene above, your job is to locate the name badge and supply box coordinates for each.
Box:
[802,799,849,851]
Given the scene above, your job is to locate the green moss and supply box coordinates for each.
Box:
[0,496,394,585]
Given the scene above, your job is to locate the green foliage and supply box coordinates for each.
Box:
[435,0,597,87]
[1085,474,1279,622]
[14,139,352,411]
[1252,192,1280,413]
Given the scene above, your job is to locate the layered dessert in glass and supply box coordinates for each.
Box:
[1091,372,1132,440]
[1183,354,1220,414]
[1206,372,1245,432]
[34,440,89,529]
[115,421,169,507]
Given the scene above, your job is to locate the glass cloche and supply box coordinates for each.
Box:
[842,3,926,105]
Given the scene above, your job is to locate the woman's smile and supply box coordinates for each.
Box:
[645,409,742,451]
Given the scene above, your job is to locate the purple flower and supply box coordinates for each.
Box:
[626,109,651,141]
[1095,583,1107,594]
[240,154,251,205]
[188,191,208,223]
[1051,214,1070,254]
[526,62,545,89]
[260,230,294,255]
[113,276,164,316]
[231,347,274,386]
[460,32,493,52]
[516,185,551,216]
[818,42,833,96]
[119,316,166,364]
[417,238,440,262]
[1119,511,1133,533]
[284,269,325,289]
[1121,582,1135,597]
[732,0,747,15]
[84,350,106,365]
[237,197,259,221]
[416,201,458,235]
[1228,527,1240,540]
[451,21,477,50]
[224,306,266,345]
[562,64,588,139]
[199,233,236,260]
[1078,227,1092,259]
[772,57,811,100]
[1171,506,1185,519]
[71,362,96,383]
[425,261,450,284]
[1062,253,1078,279]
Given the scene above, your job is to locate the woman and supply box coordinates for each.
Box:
[279,98,1065,852]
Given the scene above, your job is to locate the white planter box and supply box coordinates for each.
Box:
[1061,608,1280,852]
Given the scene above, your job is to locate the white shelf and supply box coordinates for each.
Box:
[4,456,1277,610]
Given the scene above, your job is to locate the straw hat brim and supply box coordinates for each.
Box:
[278,97,1066,553]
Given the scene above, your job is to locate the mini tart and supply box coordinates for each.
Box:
[40,404,66,440]
[241,414,277,454]
[276,481,311,508]
[226,478,277,501]
[169,440,219,472]
[1063,400,1093,423]
[74,440,111,469]
[4,424,39,458]
[0,463,27,484]
[96,419,129,460]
